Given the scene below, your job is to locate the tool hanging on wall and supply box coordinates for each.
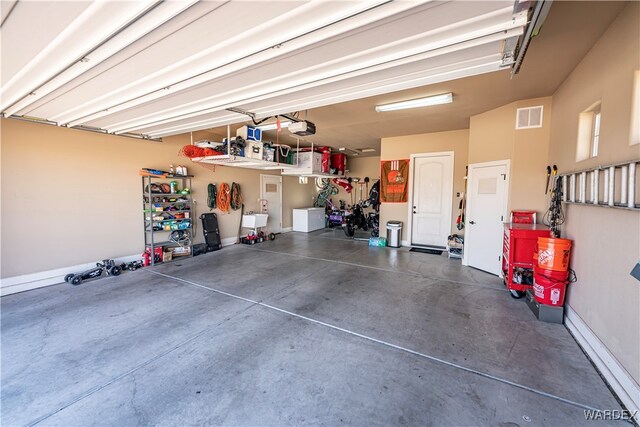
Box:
[358,182,367,203]
[545,165,552,194]
[350,177,360,206]
[207,183,217,210]
[364,177,370,201]
[456,199,464,230]
[236,203,245,243]
[456,166,468,230]
[543,169,565,237]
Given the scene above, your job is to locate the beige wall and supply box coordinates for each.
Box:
[548,3,640,385]
[469,97,553,218]
[380,129,469,242]
[0,119,315,278]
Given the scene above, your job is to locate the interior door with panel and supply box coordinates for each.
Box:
[410,153,454,248]
[464,162,509,275]
[260,175,282,233]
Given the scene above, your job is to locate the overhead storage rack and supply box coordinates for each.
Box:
[192,154,298,170]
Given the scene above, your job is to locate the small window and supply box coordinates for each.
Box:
[592,109,601,157]
[576,102,601,161]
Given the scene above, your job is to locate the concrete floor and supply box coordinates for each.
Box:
[1,230,625,426]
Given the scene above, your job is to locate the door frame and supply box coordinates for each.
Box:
[406,151,455,248]
[260,174,283,233]
[462,159,511,271]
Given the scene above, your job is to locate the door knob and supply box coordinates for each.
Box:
[469,221,476,225]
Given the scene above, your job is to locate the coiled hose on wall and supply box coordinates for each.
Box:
[217,182,230,213]
[207,183,217,210]
[230,182,242,211]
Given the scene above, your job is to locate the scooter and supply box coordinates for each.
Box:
[342,203,368,237]
[64,259,121,286]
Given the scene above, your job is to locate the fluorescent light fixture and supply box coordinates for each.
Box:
[255,120,291,131]
[361,148,376,153]
[339,147,360,156]
[375,92,453,112]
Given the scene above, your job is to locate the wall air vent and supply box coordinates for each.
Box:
[516,106,543,129]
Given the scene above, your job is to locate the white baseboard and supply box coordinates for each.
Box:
[221,237,238,247]
[1,254,141,297]
[401,240,410,247]
[565,305,640,414]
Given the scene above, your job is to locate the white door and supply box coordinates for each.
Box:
[260,175,282,233]
[410,153,454,248]
[464,162,509,275]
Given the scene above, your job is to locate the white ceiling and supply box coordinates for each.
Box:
[1,0,530,139]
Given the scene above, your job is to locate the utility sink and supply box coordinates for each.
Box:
[242,214,268,229]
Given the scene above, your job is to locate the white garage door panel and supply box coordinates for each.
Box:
[29,1,301,119]
[135,50,502,136]
[1,1,91,86]
[29,1,401,123]
[16,1,222,117]
[136,42,501,133]
[2,0,527,138]
[85,3,516,131]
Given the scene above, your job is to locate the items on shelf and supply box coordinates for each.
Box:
[237,125,262,142]
[181,144,223,158]
[142,174,194,266]
[274,144,292,164]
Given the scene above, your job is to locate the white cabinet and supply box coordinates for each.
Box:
[292,208,325,232]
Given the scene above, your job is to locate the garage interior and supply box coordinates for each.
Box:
[1,1,639,426]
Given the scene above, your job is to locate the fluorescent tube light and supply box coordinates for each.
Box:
[375,93,453,112]
[255,120,291,131]
[339,147,360,156]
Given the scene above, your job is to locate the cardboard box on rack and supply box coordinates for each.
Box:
[163,248,173,262]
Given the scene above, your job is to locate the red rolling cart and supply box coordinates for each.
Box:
[502,223,551,298]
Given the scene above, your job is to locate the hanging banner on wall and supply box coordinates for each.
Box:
[380,159,409,203]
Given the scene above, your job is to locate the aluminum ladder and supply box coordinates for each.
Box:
[560,160,640,210]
